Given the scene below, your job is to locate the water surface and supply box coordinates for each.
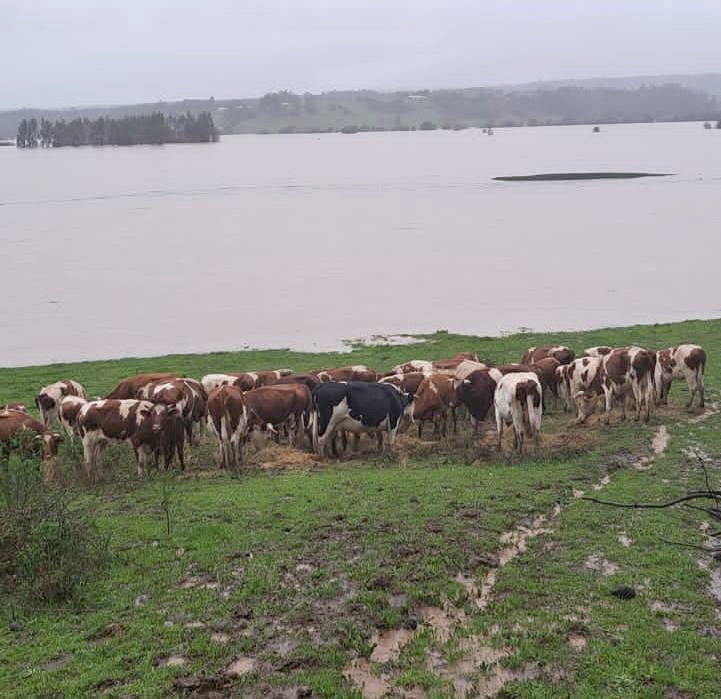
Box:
[1,122,720,367]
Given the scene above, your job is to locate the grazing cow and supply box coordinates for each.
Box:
[316,365,377,383]
[378,371,427,398]
[140,378,207,445]
[556,357,604,423]
[270,373,322,391]
[207,386,247,469]
[0,409,63,459]
[522,345,575,365]
[77,399,178,477]
[655,344,706,408]
[243,383,313,447]
[312,382,409,458]
[456,368,503,435]
[496,363,543,379]
[224,370,294,390]
[583,346,613,358]
[105,373,176,400]
[601,347,656,423]
[494,373,543,453]
[59,395,88,437]
[410,373,460,437]
[391,360,433,375]
[36,380,87,427]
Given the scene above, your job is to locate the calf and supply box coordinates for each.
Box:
[494,373,543,453]
[0,409,63,459]
[583,346,612,358]
[457,368,503,435]
[77,399,176,477]
[522,345,575,365]
[141,378,207,445]
[243,383,312,447]
[105,372,176,400]
[654,344,706,408]
[556,356,605,419]
[601,346,656,423]
[207,386,247,469]
[59,395,88,437]
[410,373,460,438]
[316,365,377,383]
[312,382,409,458]
[36,380,87,428]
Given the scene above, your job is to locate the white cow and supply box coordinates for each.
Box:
[494,372,543,453]
[655,344,706,408]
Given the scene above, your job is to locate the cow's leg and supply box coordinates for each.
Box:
[351,433,360,452]
[602,385,613,424]
[377,431,384,453]
[684,374,697,409]
[451,406,457,434]
[418,420,423,439]
[495,412,503,451]
[82,436,94,479]
[132,445,144,478]
[698,370,705,408]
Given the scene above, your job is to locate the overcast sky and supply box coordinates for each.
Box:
[2,0,721,110]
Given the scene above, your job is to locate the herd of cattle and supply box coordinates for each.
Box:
[0,342,707,478]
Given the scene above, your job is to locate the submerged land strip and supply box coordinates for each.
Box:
[493,172,673,182]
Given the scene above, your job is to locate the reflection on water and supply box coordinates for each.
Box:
[1,122,720,367]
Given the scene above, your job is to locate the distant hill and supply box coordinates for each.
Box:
[2,74,720,139]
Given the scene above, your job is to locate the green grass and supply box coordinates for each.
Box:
[1,319,720,698]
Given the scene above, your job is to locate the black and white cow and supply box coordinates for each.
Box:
[312,381,410,458]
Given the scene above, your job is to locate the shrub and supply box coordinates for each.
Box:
[0,452,109,604]
[419,121,437,130]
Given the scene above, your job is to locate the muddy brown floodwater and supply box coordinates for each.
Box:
[2,122,721,366]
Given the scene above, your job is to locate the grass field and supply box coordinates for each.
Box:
[1,319,720,698]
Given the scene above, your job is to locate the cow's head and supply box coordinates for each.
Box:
[34,431,63,458]
[574,390,601,421]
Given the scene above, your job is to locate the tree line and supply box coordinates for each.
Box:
[15,112,218,148]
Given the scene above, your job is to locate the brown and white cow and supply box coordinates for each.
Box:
[601,346,656,423]
[77,399,178,477]
[316,365,377,383]
[556,356,605,423]
[243,383,313,447]
[1,402,29,413]
[0,408,63,459]
[456,367,503,435]
[409,373,460,438]
[140,378,207,445]
[654,344,706,408]
[453,359,490,381]
[207,385,248,469]
[391,360,433,375]
[522,345,575,365]
[105,373,177,400]
[201,373,240,393]
[583,346,613,358]
[494,372,543,453]
[58,395,88,437]
[270,373,322,391]
[431,352,480,371]
[378,371,427,399]
[225,370,294,390]
[36,380,87,427]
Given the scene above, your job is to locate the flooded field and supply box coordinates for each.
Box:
[1,121,720,366]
